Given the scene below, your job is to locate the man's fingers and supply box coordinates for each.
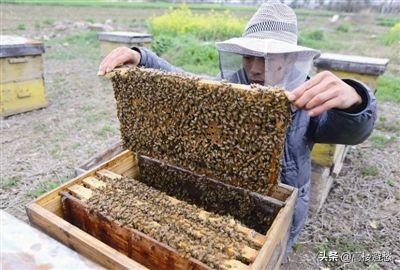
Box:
[107,53,131,72]
[289,71,327,101]
[98,47,123,75]
[305,87,339,110]
[308,97,341,117]
[293,78,333,108]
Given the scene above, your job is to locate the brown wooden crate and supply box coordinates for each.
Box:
[27,150,297,270]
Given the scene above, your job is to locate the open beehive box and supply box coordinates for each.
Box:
[27,68,297,270]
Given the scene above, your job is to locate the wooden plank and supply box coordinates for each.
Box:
[221,259,249,270]
[41,196,63,218]
[75,141,125,176]
[309,163,333,216]
[82,176,106,189]
[97,169,123,180]
[251,188,297,270]
[68,185,93,201]
[106,152,138,175]
[198,210,266,248]
[26,203,148,270]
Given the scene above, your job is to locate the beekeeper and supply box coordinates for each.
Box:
[98,0,376,257]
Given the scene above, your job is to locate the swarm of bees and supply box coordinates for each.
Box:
[138,155,278,233]
[87,175,260,268]
[110,67,291,194]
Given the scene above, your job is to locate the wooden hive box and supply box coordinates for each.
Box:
[1,35,48,117]
[27,68,298,270]
[97,32,153,57]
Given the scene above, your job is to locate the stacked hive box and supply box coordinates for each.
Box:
[1,35,48,117]
[97,32,153,57]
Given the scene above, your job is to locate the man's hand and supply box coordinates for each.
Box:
[286,71,362,117]
[97,47,141,76]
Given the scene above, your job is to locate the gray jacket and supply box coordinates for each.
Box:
[135,47,377,252]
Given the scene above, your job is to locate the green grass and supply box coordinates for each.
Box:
[16,23,25,30]
[367,264,381,270]
[361,165,379,177]
[46,31,100,61]
[375,116,400,132]
[95,123,118,137]
[385,178,397,186]
[1,176,21,189]
[34,21,41,29]
[3,0,258,11]
[376,17,400,27]
[298,29,344,50]
[27,181,60,198]
[382,22,400,45]
[3,0,336,17]
[164,37,219,76]
[370,134,397,149]
[43,18,54,25]
[26,176,72,198]
[376,74,400,103]
[336,23,351,33]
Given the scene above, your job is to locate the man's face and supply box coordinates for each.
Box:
[242,54,294,86]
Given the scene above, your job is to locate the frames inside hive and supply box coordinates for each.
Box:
[85,173,262,269]
[110,67,291,194]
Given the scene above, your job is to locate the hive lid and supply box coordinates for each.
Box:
[314,53,390,75]
[97,31,153,43]
[0,35,45,58]
[108,67,291,195]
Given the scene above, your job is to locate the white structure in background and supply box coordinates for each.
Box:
[175,0,400,13]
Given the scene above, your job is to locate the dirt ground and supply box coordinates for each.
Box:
[1,4,399,270]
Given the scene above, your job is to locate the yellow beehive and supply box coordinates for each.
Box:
[97,31,152,57]
[0,35,48,117]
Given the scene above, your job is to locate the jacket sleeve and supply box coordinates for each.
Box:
[309,79,377,145]
[133,47,185,73]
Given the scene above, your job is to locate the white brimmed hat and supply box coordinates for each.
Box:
[216,0,320,57]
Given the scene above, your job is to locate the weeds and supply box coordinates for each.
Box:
[361,165,379,177]
[298,29,343,50]
[376,74,400,103]
[336,23,350,32]
[370,134,397,149]
[43,18,54,25]
[385,178,397,186]
[163,36,219,76]
[376,17,400,27]
[16,23,26,30]
[382,22,400,45]
[34,21,41,29]
[25,175,72,199]
[1,176,21,189]
[46,31,99,61]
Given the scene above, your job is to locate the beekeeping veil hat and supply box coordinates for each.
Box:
[216,0,320,90]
